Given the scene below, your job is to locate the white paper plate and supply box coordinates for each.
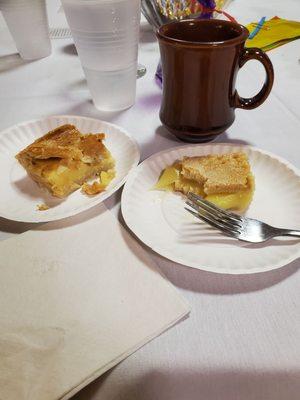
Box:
[0,115,140,223]
[122,143,300,274]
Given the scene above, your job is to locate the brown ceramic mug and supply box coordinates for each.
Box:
[157,19,274,142]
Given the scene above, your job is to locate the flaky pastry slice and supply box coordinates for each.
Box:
[16,124,115,198]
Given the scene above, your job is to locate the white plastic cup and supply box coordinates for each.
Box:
[62,0,141,111]
[0,0,51,60]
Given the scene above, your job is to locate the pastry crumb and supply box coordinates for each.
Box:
[37,203,50,211]
[82,170,115,196]
[82,181,106,196]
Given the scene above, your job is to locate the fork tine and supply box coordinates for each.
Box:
[187,192,243,223]
[186,201,241,232]
[186,198,242,229]
[187,193,242,227]
[185,208,240,238]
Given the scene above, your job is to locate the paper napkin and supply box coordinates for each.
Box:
[0,205,190,400]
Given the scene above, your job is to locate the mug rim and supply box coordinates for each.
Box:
[157,19,249,47]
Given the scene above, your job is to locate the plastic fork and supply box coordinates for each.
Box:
[185,192,300,243]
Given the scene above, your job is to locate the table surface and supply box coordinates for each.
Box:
[0,1,300,399]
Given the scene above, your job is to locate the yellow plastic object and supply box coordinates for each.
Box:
[246,17,300,51]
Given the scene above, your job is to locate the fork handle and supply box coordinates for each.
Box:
[275,229,300,238]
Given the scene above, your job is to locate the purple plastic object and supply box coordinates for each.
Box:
[155,62,163,87]
[198,0,216,19]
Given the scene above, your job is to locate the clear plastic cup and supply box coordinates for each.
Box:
[0,0,51,60]
[62,0,141,111]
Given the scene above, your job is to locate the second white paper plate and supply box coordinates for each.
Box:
[122,143,300,274]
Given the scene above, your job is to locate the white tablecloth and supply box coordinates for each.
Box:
[0,1,300,399]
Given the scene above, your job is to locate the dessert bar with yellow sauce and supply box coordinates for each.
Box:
[155,152,255,211]
[16,124,115,198]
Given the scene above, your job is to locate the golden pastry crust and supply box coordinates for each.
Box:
[82,181,106,195]
[17,125,83,161]
[181,153,250,195]
[16,124,115,198]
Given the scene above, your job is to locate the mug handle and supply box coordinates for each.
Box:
[234,47,274,109]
